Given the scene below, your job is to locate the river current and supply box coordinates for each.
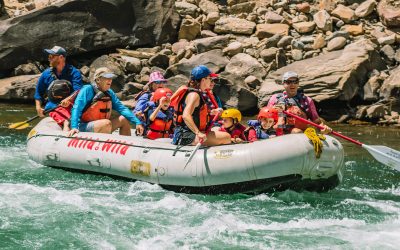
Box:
[0,104,399,249]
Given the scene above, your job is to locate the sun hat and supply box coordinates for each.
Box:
[148,71,167,84]
[94,67,117,80]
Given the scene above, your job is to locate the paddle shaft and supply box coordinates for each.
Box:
[283,110,362,146]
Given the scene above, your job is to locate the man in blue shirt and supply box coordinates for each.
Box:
[34,46,83,117]
[67,67,144,137]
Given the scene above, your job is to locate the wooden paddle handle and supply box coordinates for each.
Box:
[283,110,362,146]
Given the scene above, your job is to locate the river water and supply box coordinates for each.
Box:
[1,104,399,249]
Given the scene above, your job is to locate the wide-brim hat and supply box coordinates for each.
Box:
[94,67,117,80]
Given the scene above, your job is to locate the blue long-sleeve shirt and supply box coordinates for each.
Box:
[133,92,151,114]
[34,64,83,110]
[70,84,142,130]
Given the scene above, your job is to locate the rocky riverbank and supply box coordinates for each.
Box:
[0,0,399,125]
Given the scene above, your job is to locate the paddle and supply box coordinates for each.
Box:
[8,106,59,130]
[283,110,400,171]
[183,90,220,169]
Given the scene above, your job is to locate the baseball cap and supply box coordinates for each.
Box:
[282,71,299,82]
[191,65,211,80]
[94,67,117,80]
[210,73,219,78]
[44,46,67,56]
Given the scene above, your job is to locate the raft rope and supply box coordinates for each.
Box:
[304,127,326,159]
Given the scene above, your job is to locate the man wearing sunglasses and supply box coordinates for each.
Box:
[267,71,332,134]
[34,46,83,117]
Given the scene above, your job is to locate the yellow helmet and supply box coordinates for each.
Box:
[221,108,242,122]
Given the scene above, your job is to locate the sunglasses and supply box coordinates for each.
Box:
[284,79,299,84]
[153,81,166,84]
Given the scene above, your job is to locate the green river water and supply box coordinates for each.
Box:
[0,104,399,249]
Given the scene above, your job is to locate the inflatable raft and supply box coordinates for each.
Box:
[27,118,345,194]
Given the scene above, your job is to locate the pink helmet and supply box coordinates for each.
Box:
[148,71,167,85]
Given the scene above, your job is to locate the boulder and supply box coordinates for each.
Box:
[214,17,256,35]
[193,35,230,53]
[0,0,179,72]
[13,62,41,76]
[327,37,347,51]
[319,0,336,13]
[199,0,219,14]
[0,74,39,101]
[292,21,316,34]
[313,10,332,32]
[167,74,189,92]
[179,16,201,41]
[165,49,229,78]
[380,66,400,99]
[377,0,400,27]
[313,34,326,49]
[255,23,289,39]
[265,11,284,23]
[172,40,190,54]
[223,41,243,56]
[332,4,356,23]
[258,39,386,106]
[225,53,266,80]
[175,1,199,17]
[260,48,278,63]
[206,11,220,25]
[365,104,385,119]
[229,1,256,14]
[148,53,170,69]
[355,0,376,18]
[118,56,141,74]
[342,24,364,36]
[363,75,382,101]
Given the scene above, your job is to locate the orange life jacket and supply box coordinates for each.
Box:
[146,118,173,140]
[171,86,209,132]
[81,86,112,123]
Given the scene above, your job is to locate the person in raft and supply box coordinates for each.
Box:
[34,46,83,129]
[133,71,167,120]
[267,71,332,134]
[246,107,283,142]
[213,108,246,144]
[145,87,175,140]
[67,67,144,137]
[172,65,231,146]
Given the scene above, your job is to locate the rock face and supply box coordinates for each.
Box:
[0,0,179,71]
[380,66,400,99]
[0,74,38,101]
[258,40,386,106]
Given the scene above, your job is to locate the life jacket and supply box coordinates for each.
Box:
[146,107,174,140]
[245,120,280,140]
[81,84,112,123]
[49,90,80,127]
[220,123,246,140]
[171,86,209,132]
[47,67,73,103]
[276,90,310,131]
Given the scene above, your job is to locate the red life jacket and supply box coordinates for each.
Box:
[220,123,247,140]
[286,106,308,131]
[146,117,173,140]
[171,86,209,132]
[81,86,112,123]
[49,90,79,127]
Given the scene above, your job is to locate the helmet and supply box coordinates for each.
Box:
[221,108,242,122]
[257,107,278,123]
[47,79,72,103]
[152,87,173,103]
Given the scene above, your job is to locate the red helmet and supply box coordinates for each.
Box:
[152,88,173,103]
[257,107,279,123]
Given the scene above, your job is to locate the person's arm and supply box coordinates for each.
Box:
[182,92,206,140]
[247,128,257,142]
[110,90,142,125]
[133,93,150,114]
[34,74,47,116]
[149,105,162,122]
[69,66,83,91]
[68,86,92,136]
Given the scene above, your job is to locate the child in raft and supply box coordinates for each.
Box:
[213,108,247,144]
[246,107,283,142]
[145,87,175,140]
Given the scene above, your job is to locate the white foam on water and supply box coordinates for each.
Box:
[262,217,365,231]
[352,186,400,196]
[341,198,400,214]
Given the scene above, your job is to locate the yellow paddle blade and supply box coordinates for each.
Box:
[9,121,29,129]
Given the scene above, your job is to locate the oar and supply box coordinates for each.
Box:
[184,90,221,169]
[283,110,400,171]
[8,106,59,130]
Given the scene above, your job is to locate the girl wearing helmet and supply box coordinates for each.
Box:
[246,107,283,142]
[216,108,246,143]
[145,87,175,140]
